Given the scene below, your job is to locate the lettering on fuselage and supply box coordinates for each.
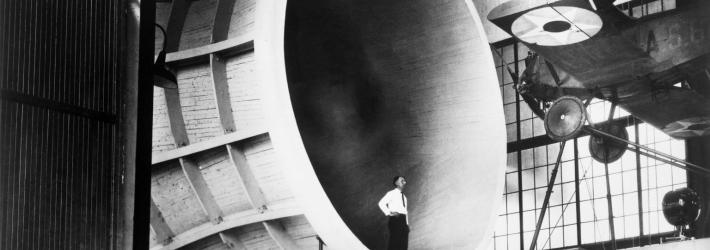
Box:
[637,9,710,65]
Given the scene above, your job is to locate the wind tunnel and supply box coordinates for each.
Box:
[279,0,506,248]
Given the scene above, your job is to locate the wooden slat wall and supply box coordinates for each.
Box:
[147,1,321,249]
[0,0,124,249]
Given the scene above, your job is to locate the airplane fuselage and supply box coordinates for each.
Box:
[523,3,710,101]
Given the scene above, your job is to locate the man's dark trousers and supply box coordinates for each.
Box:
[388,214,409,250]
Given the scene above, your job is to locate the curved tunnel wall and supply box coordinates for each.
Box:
[279,0,507,248]
[149,1,323,249]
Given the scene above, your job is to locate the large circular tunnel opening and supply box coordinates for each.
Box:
[283,0,506,248]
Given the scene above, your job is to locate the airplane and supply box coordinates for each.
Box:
[487,0,710,249]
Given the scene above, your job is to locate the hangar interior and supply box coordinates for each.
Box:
[145,0,710,249]
[1,0,710,249]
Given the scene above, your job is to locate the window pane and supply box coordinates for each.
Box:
[581,222,595,244]
[495,236,507,250]
[624,193,639,216]
[504,103,517,124]
[507,152,518,173]
[625,215,640,238]
[623,170,637,193]
[506,173,519,193]
[534,146,547,167]
[508,193,520,213]
[523,210,537,231]
[564,225,577,246]
[492,41,686,248]
[508,234,520,250]
[522,149,534,170]
[503,84,517,104]
[508,213,520,234]
[507,124,517,143]
[561,161,575,183]
[595,219,611,242]
[534,167,548,188]
[563,202,577,226]
[523,189,536,210]
[495,215,507,235]
[521,119,533,139]
[522,169,535,190]
[562,182,576,204]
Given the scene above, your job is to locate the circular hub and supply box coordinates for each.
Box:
[544,96,587,141]
[543,21,571,33]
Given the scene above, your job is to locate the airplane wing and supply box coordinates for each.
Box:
[488,0,654,88]
[617,87,710,139]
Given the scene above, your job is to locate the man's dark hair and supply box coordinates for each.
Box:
[392,176,404,186]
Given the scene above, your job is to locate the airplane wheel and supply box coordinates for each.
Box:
[589,123,628,164]
[545,96,586,141]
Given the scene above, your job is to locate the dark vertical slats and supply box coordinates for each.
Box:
[0,102,4,248]
[0,0,124,249]
[1,0,119,113]
[0,0,5,88]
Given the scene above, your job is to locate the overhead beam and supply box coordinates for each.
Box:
[208,0,239,135]
[165,37,253,67]
[263,220,301,250]
[219,230,246,249]
[161,0,190,149]
[149,203,301,250]
[150,199,175,245]
[226,143,268,211]
[152,129,266,164]
[179,158,224,224]
[163,88,190,147]
[210,54,237,133]
[211,0,236,43]
[164,0,190,52]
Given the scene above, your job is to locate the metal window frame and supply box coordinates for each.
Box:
[493,37,687,250]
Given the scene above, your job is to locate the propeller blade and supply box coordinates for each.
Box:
[490,45,521,85]
[544,60,563,87]
[490,45,547,120]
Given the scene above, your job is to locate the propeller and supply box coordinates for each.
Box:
[544,96,587,141]
[490,46,547,120]
[589,122,628,163]
[490,45,572,250]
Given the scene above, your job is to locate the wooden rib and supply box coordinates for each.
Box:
[149,203,301,250]
[219,230,246,249]
[164,0,190,52]
[226,143,268,210]
[211,0,236,43]
[152,129,266,164]
[179,157,224,224]
[165,37,253,66]
[210,54,237,133]
[263,220,301,250]
[150,199,175,245]
[163,88,190,147]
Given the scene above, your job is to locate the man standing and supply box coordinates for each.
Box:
[378,176,409,250]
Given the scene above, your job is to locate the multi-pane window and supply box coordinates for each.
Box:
[616,0,676,17]
[490,23,686,249]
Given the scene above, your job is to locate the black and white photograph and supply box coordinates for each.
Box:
[1,0,710,249]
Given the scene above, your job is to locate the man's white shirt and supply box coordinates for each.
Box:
[378,188,408,224]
